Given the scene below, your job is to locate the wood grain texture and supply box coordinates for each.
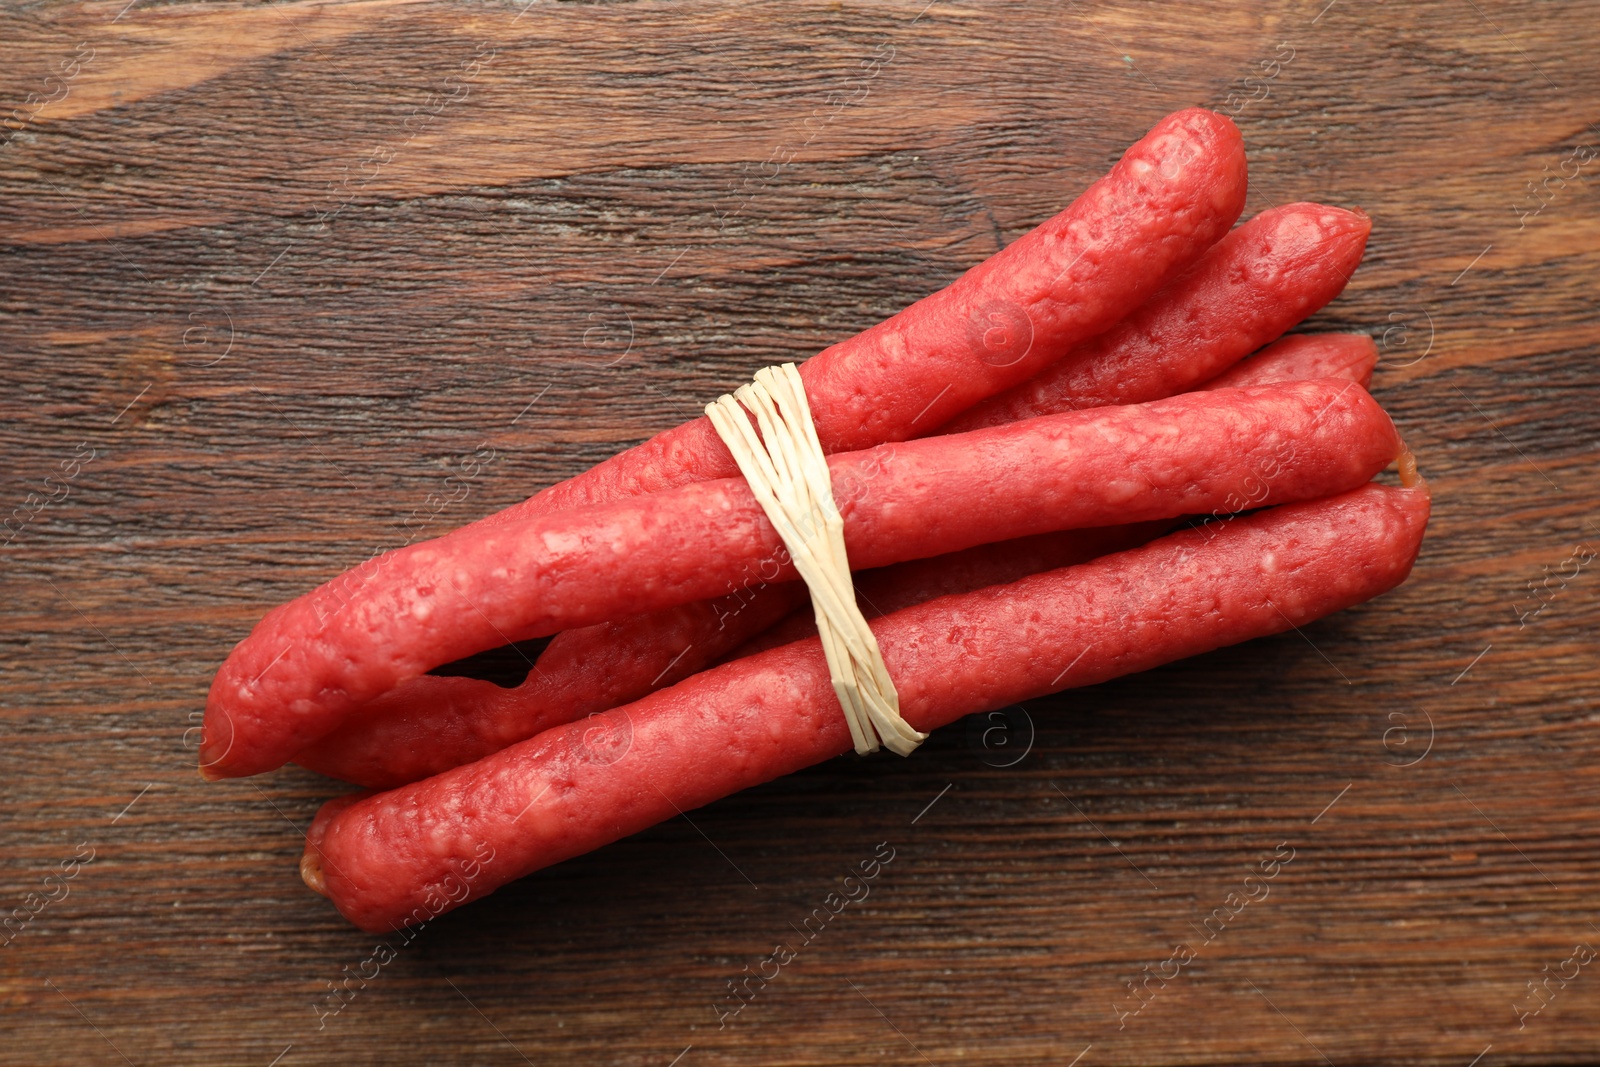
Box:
[2,0,1598,1063]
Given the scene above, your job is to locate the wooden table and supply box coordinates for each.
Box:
[3,1,1598,1063]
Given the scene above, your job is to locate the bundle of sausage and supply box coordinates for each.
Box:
[199,109,1429,932]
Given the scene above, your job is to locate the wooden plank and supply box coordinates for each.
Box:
[2,0,1598,1064]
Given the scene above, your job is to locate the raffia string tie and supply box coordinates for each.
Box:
[705,363,927,756]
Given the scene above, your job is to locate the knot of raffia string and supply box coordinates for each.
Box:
[705,363,927,756]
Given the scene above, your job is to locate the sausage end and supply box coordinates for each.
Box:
[300,849,329,898]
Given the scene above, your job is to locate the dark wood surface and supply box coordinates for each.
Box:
[3,1,1599,1063]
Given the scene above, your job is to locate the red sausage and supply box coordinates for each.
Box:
[294,207,1369,787]
[305,482,1431,932]
[942,202,1370,433]
[216,107,1244,779]
[736,331,1382,659]
[1201,333,1378,391]
[732,522,1176,660]
[205,380,1400,778]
